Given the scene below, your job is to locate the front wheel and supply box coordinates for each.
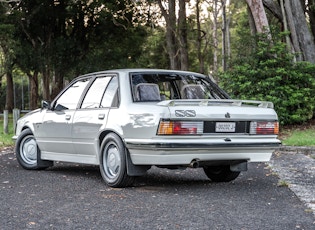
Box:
[99,133,134,188]
[15,129,51,170]
[203,165,240,182]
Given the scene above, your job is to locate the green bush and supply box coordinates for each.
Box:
[219,35,315,125]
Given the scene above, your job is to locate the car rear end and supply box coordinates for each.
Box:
[125,99,280,166]
[123,70,280,168]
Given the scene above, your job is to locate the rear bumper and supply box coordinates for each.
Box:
[125,138,281,165]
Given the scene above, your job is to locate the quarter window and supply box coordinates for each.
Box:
[101,76,119,108]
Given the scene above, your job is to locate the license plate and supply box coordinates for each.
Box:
[215,122,236,132]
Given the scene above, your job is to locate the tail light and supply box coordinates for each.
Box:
[250,121,279,135]
[157,120,203,135]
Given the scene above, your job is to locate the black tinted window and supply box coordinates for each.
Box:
[131,73,229,101]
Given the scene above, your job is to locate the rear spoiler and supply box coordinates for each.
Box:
[157,99,274,109]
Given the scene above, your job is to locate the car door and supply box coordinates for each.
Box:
[35,77,91,158]
[71,75,119,161]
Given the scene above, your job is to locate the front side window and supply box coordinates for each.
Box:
[55,78,90,110]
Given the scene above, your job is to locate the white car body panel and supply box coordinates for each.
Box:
[14,69,281,168]
[36,109,76,155]
[71,109,109,156]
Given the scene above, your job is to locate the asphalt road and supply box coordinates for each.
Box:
[1,147,315,230]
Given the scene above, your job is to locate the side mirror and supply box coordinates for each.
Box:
[54,104,68,111]
[41,100,51,110]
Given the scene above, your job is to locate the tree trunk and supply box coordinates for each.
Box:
[1,37,14,111]
[279,0,292,53]
[226,3,231,68]
[0,75,4,108]
[222,0,227,71]
[42,68,50,101]
[5,71,14,112]
[212,0,219,73]
[51,71,64,100]
[247,5,257,35]
[178,0,188,70]
[287,0,315,63]
[196,0,204,73]
[262,0,283,21]
[158,0,179,70]
[284,0,302,61]
[246,0,272,40]
[308,0,315,44]
[27,71,39,110]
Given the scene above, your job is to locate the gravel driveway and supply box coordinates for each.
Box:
[269,147,315,216]
[1,146,315,229]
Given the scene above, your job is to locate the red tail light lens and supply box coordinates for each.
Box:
[157,120,203,135]
[250,121,279,135]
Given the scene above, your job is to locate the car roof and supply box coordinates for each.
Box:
[78,68,207,79]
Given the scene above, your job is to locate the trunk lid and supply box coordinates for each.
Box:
[157,99,278,121]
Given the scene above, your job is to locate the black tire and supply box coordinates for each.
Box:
[15,129,51,170]
[99,133,134,188]
[203,165,240,182]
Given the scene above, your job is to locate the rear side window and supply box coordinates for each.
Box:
[81,75,119,109]
[81,77,111,109]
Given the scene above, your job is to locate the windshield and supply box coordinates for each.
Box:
[130,73,230,102]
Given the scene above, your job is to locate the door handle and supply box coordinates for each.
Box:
[98,114,105,120]
[65,115,71,120]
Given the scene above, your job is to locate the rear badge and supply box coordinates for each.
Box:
[225,112,231,118]
[175,110,196,117]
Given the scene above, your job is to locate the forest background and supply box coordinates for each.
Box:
[1,0,315,126]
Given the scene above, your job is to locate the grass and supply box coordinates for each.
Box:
[0,114,15,148]
[277,180,289,187]
[281,129,315,146]
[280,120,315,146]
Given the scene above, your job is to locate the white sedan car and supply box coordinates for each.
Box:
[13,69,281,187]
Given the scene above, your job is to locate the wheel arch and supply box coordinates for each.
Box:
[21,125,33,133]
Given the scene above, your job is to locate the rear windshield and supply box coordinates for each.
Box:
[130,73,229,102]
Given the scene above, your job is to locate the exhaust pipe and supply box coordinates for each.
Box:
[189,159,200,168]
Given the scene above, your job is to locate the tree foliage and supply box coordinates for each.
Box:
[219,33,315,125]
[1,0,315,126]
[4,0,148,104]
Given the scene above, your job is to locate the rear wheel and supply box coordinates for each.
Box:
[203,165,240,182]
[99,133,134,188]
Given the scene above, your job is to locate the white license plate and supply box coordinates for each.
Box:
[215,122,236,132]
